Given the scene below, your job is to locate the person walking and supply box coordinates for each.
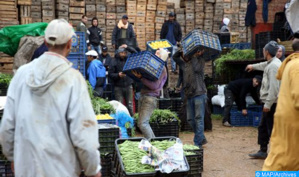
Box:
[0,19,101,177]
[87,17,104,55]
[246,41,281,159]
[112,15,136,49]
[220,18,230,32]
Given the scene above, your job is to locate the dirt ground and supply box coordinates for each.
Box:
[180,119,265,177]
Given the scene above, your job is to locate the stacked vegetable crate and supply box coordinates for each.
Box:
[158,98,183,116]
[136,0,147,50]
[185,0,195,34]
[115,0,126,47]
[184,146,203,177]
[175,8,185,38]
[31,0,42,23]
[56,0,69,21]
[42,0,55,23]
[146,0,156,42]
[0,0,19,29]
[195,0,204,30]
[20,2,32,25]
[69,0,85,27]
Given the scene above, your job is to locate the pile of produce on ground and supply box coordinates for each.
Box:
[134,109,180,125]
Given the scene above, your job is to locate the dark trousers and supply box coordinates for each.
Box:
[258,103,276,151]
[223,88,235,123]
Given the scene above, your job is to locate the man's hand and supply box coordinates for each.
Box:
[132,70,142,79]
[263,107,270,113]
[245,65,253,72]
[242,109,248,115]
[120,44,128,48]
[88,172,102,177]
[119,72,126,78]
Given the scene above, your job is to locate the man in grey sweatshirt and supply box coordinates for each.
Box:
[245,41,281,159]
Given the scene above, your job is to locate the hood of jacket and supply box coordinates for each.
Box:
[277,53,299,80]
[26,52,72,95]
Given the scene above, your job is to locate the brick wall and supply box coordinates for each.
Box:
[255,0,287,24]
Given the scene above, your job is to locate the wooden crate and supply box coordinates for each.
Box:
[127,10,136,16]
[175,8,184,14]
[155,17,165,24]
[205,13,214,19]
[137,4,146,11]
[213,16,222,22]
[186,19,195,26]
[106,33,112,39]
[155,23,163,30]
[240,2,247,9]
[31,12,41,18]
[145,23,155,28]
[158,0,167,5]
[167,2,174,8]
[98,18,105,25]
[106,13,116,19]
[147,4,156,11]
[128,16,136,23]
[96,4,106,12]
[106,19,116,26]
[203,25,212,32]
[204,19,213,26]
[107,5,116,13]
[96,0,105,5]
[186,25,195,33]
[86,5,96,12]
[146,28,155,33]
[116,6,125,13]
[20,5,31,17]
[70,0,85,6]
[86,11,96,18]
[195,18,204,25]
[157,5,167,11]
[127,4,136,10]
[96,11,106,18]
[32,0,41,5]
[31,5,41,12]
[137,1,146,5]
[116,13,126,19]
[69,7,85,14]
[136,17,145,23]
[32,18,42,23]
[86,0,96,5]
[42,16,54,23]
[57,0,69,4]
[21,17,32,24]
[106,0,115,5]
[148,0,157,5]
[146,10,156,17]
[58,11,68,16]
[167,9,174,14]
[18,0,32,5]
[136,23,145,28]
[137,11,146,17]
[195,12,204,19]
[239,20,245,27]
[186,13,194,20]
[156,10,166,17]
[42,10,54,17]
[56,3,69,12]
[42,2,54,10]
[176,14,185,21]
[70,13,83,20]
[146,16,155,22]
[223,2,231,9]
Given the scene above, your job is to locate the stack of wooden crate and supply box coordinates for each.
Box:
[116,0,126,24]
[239,0,249,42]
[213,0,224,33]
[175,8,185,37]
[31,0,42,23]
[19,0,32,25]
[106,0,116,54]
[86,0,96,19]
[127,0,137,24]
[146,0,156,42]
[42,0,55,23]
[185,0,195,34]
[135,0,146,50]
[203,2,213,32]
[0,0,19,28]
[195,0,204,30]
[96,0,106,42]
[155,0,166,40]
[69,0,85,27]
[56,0,69,21]
[0,53,14,74]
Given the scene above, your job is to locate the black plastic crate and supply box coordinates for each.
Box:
[158,98,183,114]
[0,160,14,177]
[101,154,112,177]
[214,33,230,45]
[150,120,179,137]
[98,127,120,154]
[185,149,204,176]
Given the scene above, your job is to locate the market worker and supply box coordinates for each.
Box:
[98,45,112,70]
[222,76,262,127]
[263,32,299,170]
[132,48,168,139]
[220,18,230,32]
[86,50,106,97]
[112,15,136,49]
[76,15,89,46]
[87,17,104,55]
[246,41,281,159]
[276,45,286,62]
[0,19,101,177]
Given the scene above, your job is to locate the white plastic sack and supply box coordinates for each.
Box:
[286,0,299,33]
[211,95,225,107]
[217,85,226,96]
[108,100,130,115]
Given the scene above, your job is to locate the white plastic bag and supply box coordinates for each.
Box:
[211,95,225,107]
[108,100,130,115]
[217,85,226,96]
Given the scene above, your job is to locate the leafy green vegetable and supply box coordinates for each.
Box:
[0,74,13,87]
[134,109,180,126]
[183,144,200,151]
[214,49,255,75]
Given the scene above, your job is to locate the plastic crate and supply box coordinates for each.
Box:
[146,39,173,56]
[67,54,86,77]
[150,120,179,137]
[221,43,251,50]
[101,154,112,177]
[97,119,116,125]
[123,51,165,81]
[212,105,224,115]
[185,149,204,176]
[230,109,253,127]
[98,126,120,154]
[182,29,221,58]
[252,111,263,127]
[0,160,14,177]
[158,98,183,114]
[70,31,86,55]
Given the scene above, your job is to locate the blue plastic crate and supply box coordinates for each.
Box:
[230,109,253,126]
[70,31,86,55]
[252,111,263,127]
[221,43,251,50]
[97,118,116,125]
[123,51,165,81]
[146,39,173,56]
[67,54,86,77]
[182,29,221,58]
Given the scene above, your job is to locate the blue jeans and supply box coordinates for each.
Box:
[91,45,102,55]
[170,46,178,72]
[187,94,207,147]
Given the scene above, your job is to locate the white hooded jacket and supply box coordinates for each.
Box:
[0,52,101,177]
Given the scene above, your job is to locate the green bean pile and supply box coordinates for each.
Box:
[183,144,200,151]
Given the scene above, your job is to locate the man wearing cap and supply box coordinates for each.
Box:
[246,41,281,159]
[0,19,101,177]
[86,50,106,97]
[220,18,230,32]
[108,46,134,116]
[87,17,104,55]
[99,45,112,70]
[222,76,262,127]
[161,12,182,74]
[262,32,299,170]
[112,15,136,49]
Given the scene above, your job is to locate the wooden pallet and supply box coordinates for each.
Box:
[18,0,32,5]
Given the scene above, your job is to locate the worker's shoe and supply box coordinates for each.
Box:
[202,139,208,146]
[223,121,231,127]
[248,150,267,159]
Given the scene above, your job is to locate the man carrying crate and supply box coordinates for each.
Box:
[0,19,102,177]
[246,41,281,159]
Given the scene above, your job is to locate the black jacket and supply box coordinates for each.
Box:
[88,25,102,46]
[98,53,112,69]
[108,54,133,87]
[160,20,183,42]
[227,78,260,109]
[112,24,136,47]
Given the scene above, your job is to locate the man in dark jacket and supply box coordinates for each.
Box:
[160,12,182,73]
[76,15,88,45]
[87,17,104,55]
[108,47,134,116]
[112,15,136,49]
[98,46,112,70]
[222,76,262,127]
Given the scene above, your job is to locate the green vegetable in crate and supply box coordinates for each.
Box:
[134,109,180,125]
[0,73,13,87]
[184,151,196,156]
[183,144,200,151]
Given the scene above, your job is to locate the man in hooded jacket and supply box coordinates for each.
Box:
[88,17,104,55]
[0,19,101,177]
